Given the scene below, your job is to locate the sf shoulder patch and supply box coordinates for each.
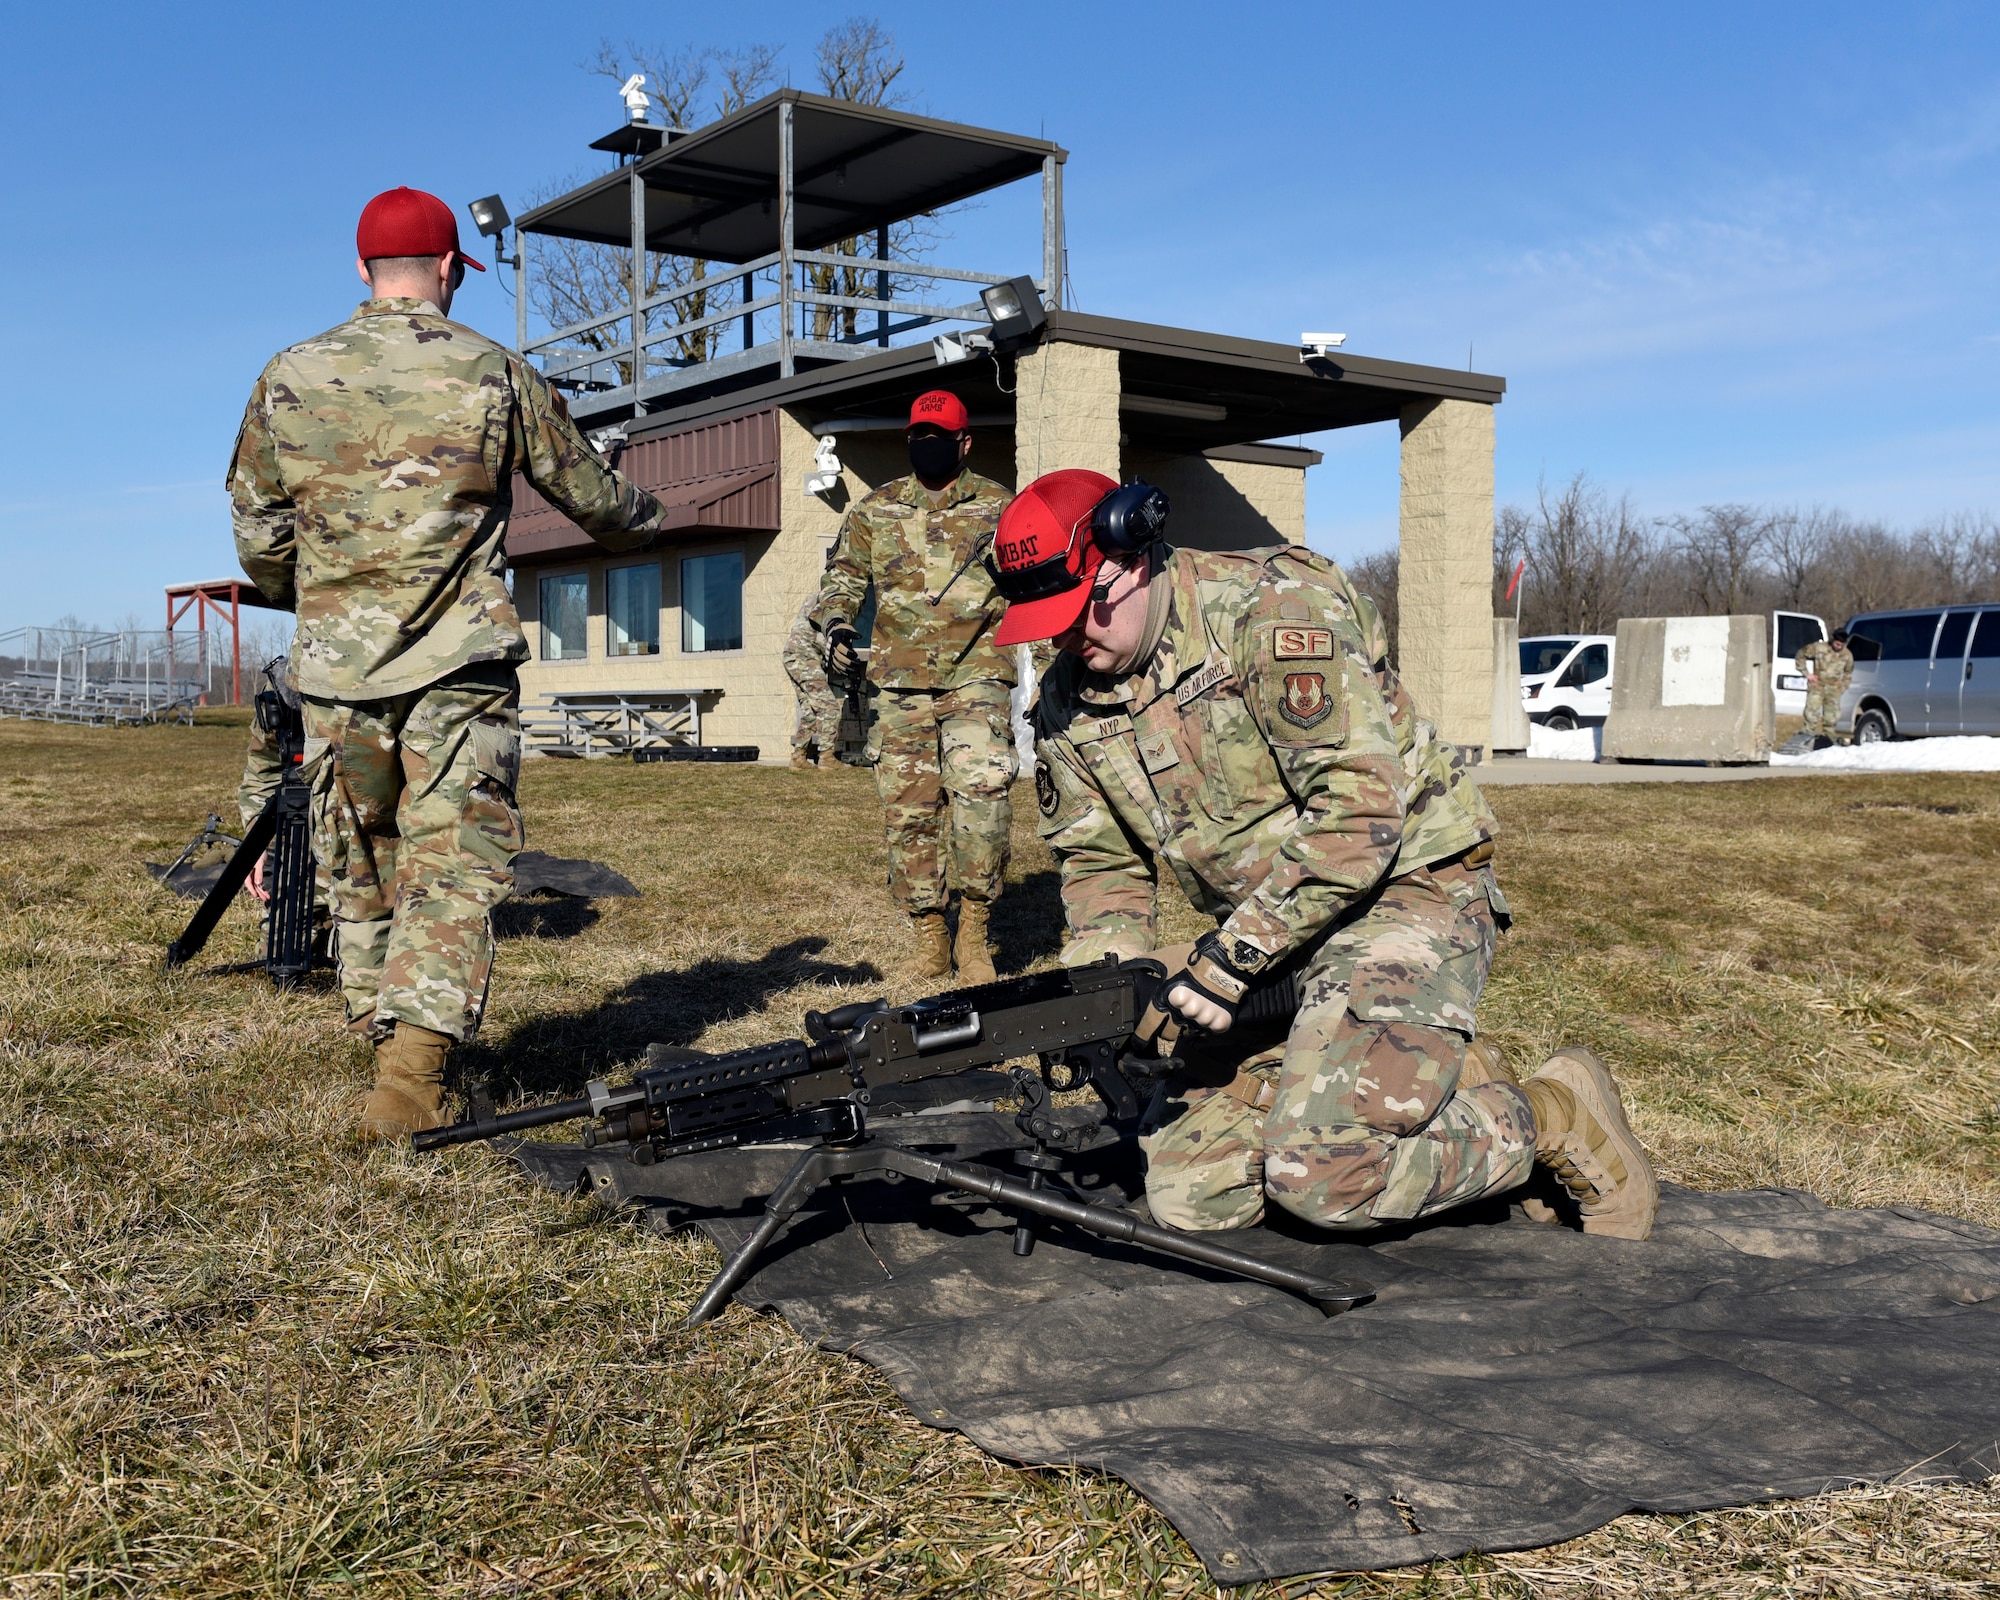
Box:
[1035,758,1061,817]
[1279,671,1335,729]
[1272,625,1334,660]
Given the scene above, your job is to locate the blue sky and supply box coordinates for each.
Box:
[3,1,1998,632]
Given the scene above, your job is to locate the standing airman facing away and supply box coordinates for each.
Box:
[993,469,1659,1240]
[229,186,671,1139]
[781,592,845,770]
[1796,628,1854,743]
[812,391,1015,983]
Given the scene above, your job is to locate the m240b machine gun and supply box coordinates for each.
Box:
[416,958,1375,1323]
[163,683,321,984]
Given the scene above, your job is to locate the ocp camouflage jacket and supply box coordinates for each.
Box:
[812,470,1015,691]
[1034,546,1496,969]
[229,297,668,699]
[1796,638,1854,693]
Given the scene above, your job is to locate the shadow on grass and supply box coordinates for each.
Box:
[493,897,600,941]
[463,936,882,1098]
[989,869,1063,974]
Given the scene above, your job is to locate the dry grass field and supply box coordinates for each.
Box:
[2,713,1997,1598]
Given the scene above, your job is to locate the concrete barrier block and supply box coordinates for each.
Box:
[1492,618,1530,754]
[1601,614,1774,763]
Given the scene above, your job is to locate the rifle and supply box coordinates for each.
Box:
[415,957,1374,1323]
[164,685,322,984]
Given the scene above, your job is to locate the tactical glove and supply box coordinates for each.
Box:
[825,624,859,678]
[1165,931,1256,1035]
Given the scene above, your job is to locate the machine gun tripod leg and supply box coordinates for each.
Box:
[683,1135,1374,1327]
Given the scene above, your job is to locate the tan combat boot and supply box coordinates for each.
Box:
[1521,1047,1659,1240]
[789,749,816,771]
[358,1023,453,1141]
[1459,1036,1519,1088]
[910,913,952,979]
[1459,1041,1555,1224]
[953,898,997,986]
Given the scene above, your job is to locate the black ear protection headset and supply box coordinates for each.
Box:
[1090,481,1171,554]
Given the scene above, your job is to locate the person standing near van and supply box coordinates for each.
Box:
[1796,629,1854,743]
[229,186,671,1139]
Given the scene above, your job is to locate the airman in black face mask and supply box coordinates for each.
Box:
[810,390,1019,984]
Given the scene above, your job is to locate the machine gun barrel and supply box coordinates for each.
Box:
[412,1093,597,1151]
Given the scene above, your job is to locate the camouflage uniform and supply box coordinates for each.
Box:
[781,594,845,761]
[813,470,1017,915]
[1796,638,1854,739]
[229,296,667,1039]
[1035,545,1536,1231]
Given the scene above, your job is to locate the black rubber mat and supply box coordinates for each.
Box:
[506,1125,2000,1582]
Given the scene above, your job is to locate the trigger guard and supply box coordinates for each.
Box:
[1039,1053,1088,1094]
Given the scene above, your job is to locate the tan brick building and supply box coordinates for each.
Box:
[498,92,1507,758]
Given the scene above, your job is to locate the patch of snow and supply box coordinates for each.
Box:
[1769,735,2000,771]
[1527,723,1603,761]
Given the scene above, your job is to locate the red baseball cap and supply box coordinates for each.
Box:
[992,469,1118,647]
[355,186,485,271]
[907,389,968,432]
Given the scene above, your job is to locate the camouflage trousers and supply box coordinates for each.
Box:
[782,635,845,757]
[300,663,522,1042]
[1802,684,1842,739]
[869,680,1016,915]
[1141,860,1537,1232]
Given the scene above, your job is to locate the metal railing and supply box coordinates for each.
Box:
[0,627,219,726]
[524,253,1035,412]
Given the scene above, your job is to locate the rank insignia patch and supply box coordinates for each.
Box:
[1035,759,1060,817]
[1279,671,1333,729]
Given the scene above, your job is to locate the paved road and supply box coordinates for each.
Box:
[1478,757,1822,786]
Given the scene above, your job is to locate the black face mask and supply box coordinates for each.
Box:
[909,433,962,484]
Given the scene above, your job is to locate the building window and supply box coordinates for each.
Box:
[681,552,744,652]
[607,562,661,656]
[539,571,589,661]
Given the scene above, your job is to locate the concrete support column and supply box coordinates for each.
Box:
[1014,340,1120,483]
[1397,397,1496,754]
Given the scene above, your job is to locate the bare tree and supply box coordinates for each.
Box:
[1667,504,1773,615]
[814,17,906,104]
[524,42,782,376]
[1346,548,1400,669]
[1487,473,1652,634]
[803,20,931,343]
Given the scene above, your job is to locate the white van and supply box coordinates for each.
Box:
[1771,610,1828,715]
[1519,635,1615,730]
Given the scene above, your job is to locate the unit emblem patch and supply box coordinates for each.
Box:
[1035,758,1060,817]
[1280,671,1334,729]
[1273,626,1334,660]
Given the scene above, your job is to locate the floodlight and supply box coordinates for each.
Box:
[467,195,511,238]
[1300,332,1347,362]
[980,276,1048,348]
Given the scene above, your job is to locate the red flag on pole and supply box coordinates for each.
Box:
[1504,557,1526,601]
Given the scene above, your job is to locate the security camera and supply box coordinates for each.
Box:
[803,434,842,496]
[1300,332,1347,362]
[620,74,652,125]
[932,329,995,367]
